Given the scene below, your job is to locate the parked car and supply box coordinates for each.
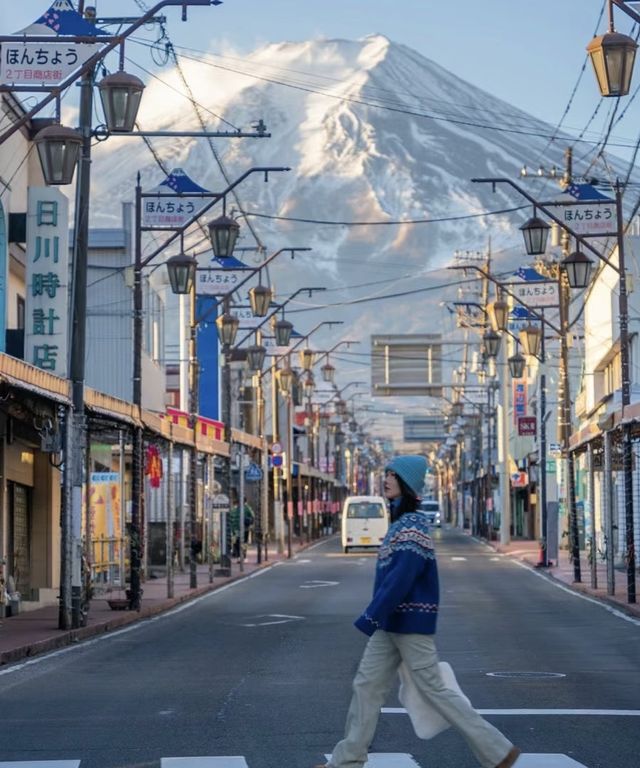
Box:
[341,495,389,553]
[418,499,442,527]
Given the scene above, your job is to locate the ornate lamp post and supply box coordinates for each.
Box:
[587,0,638,97]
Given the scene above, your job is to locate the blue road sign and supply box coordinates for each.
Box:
[245,462,263,482]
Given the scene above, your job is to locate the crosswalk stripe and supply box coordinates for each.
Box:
[326,754,419,768]
[0,763,81,768]
[162,759,249,768]
[327,753,588,768]
[0,754,590,768]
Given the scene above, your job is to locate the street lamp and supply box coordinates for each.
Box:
[300,347,315,371]
[521,214,551,256]
[277,365,295,396]
[519,324,542,359]
[488,299,509,332]
[562,250,595,289]
[246,343,267,373]
[587,0,638,98]
[216,307,240,347]
[303,372,315,397]
[97,70,145,133]
[274,317,294,347]
[208,214,240,258]
[321,361,336,383]
[508,350,527,379]
[249,282,273,317]
[166,252,198,295]
[483,329,501,358]
[34,124,83,186]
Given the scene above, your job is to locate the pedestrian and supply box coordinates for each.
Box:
[317,454,520,768]
[229,497,255,561]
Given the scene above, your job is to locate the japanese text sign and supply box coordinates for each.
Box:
[545,200,616,237]
[0,42,96,86]
[512,378,527,425]
[511,280,559,308]
[25,187,69,377]
[196,269,248,296]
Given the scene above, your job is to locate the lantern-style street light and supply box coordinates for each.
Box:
[483,329,501,359]
[249,282,273,317]
[587,0,638,99]
[508,351,527,379]
[277,365,295,396]
[300,347,314,371]
[274,318,294,347]
[216,308,240,347]
[562,250,595,289]
[166,252,198,295]
[246,343,267,373]
[519,324,542,359]
[488,299,509,332]
[321,361,336,383]
[521,214,551,256]
[208,214,240,258]
[34,124,83,186]
[97,70,145,133]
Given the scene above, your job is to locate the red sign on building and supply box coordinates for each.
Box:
[518,416,537,436]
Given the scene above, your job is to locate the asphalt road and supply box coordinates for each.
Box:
[0,528,638,768]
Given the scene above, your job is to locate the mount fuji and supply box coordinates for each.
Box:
[88,34,589,362]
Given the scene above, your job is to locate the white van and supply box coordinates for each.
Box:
[341,495,389,553]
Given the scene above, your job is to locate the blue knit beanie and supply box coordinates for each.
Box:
[385,455,427,498]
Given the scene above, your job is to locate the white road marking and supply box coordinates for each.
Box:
[300,580,340,588]
[326,754,419,768]
[0,764,81,768]
[513,757,588,767]
[490,556,503,561]
[451,556,467,561]
[382,707,640,716]
[239,614,304,627]
[162,759,249,768]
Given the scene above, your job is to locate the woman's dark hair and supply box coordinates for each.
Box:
[390,473,419,520]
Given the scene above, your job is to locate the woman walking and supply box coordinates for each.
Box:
[318,454,520,768]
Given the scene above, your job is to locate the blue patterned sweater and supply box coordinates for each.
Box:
[354,511,439,636]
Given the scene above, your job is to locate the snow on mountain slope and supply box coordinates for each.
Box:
[89,34,583,367]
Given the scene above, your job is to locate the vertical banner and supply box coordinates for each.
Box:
[196,295,219,420]
[25,187,69,376]
[512,378,528,425]
[0,201,6,352]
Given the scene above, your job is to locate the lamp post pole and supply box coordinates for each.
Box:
[538,318,549,568]
[63,18,95,629]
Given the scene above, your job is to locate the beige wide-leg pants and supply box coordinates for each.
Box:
[328,631,513,768]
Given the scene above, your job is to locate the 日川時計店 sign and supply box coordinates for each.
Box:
[25,187,70,377]
[0,42,97,86]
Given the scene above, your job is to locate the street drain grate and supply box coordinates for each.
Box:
[486,671,566,679]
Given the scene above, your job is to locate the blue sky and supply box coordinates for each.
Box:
[4,1,640,153]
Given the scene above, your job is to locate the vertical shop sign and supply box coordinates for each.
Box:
[512,378,528,425]
[25,187,69,376]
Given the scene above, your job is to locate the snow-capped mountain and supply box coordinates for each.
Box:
[88,35,588,386]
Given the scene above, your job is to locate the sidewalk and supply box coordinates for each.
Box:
[0,539,313,667]
[479,535,640,620]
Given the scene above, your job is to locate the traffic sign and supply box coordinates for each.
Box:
[270,442,283,455]
[271,455,283,468]
[245,462,263,482]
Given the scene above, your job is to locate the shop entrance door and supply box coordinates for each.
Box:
[9,482,31,597]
